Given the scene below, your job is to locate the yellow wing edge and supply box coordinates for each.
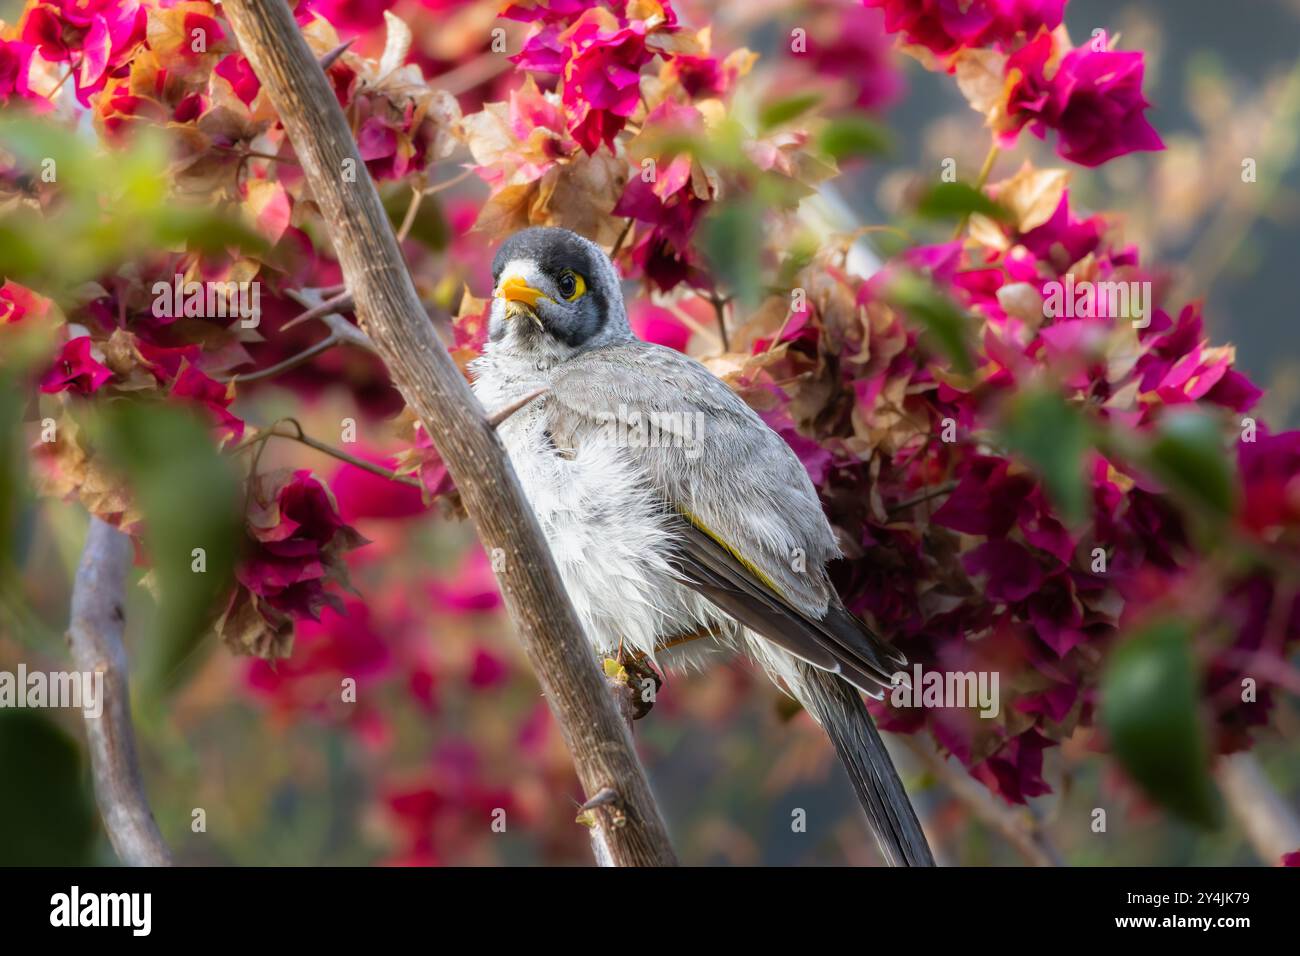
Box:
[679,508,789,601]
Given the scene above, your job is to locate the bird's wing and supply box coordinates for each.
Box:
[546,342,905,694]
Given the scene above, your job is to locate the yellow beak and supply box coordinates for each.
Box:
[497,275,549,309]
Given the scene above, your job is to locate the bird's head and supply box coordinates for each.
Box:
[488,227,632,362]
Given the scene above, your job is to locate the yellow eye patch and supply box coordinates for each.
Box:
[559,269,586,301]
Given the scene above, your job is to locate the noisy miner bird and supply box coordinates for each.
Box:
[472,226,933,866]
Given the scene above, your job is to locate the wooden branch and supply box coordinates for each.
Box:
[1217,752,1300,865]
[67,517,173,867]
[221,0,678,867]
[904,736,1062,866]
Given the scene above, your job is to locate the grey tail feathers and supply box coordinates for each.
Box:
[793,662,935,867]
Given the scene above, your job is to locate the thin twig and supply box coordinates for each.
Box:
[45,57,80,101]
[887,481,959,516]
[221,335,339,384]
[423,167,476,196]
[952,145,1001,240]
[238,419,423,489]
[1173,61,1300,304]
[486,387,548,428]
[67,518,174,867]
[219,286,368,383]
[279,289,356,334]
[664,301,722,348]
[1217,752,1300,865]
[211,144,300,166]
[429,52,514,96]
[396,184,423,243]
[707,291,730,352]
[609,217,635,258]
[904,736,1062,866]
[318,38,354,72]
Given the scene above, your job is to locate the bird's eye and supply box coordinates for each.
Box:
[557,269,585,301]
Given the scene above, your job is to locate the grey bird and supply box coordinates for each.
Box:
[471,226,933,866]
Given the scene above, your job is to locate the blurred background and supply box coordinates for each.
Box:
[1,0,1298,866]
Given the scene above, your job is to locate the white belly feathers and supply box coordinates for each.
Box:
[471,353,736,664]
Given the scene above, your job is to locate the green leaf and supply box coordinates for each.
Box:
[154,208,267,258]
[0,711,98,865]
[700,200,764,312]
[93,402,243,695]
[1146,409,1236,517]
[1000,388,1091,524]
[817,116,892,161]
[884,272,974,374]
[0,119,101,198]
[915,182,1011,223]
[1100,619,1223,829]
[0,371,25,578]
[382,187,449,251]
[759,93,823,131]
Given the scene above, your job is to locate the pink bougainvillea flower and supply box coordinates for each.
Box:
[330,452,427,522]
[379,745,520,865]
[962,539,1045,602]
[561,19,654,153]
[393,419,457,503]
[468,646,509,689]
[0,39,36,103]
[0,279,53,324]
[22,0,148,105]
[866,0,1066,59]
[38,336,113,395]
[1017,190,1105,267]
[628,301,691,352]
[427,547,502,614]
[245,598,392,698]
[169,363,244,441]
[510,3,682,154]
[799,3,903,111]
[500,0,592,23]
[214,52,260,106]
[973,727,1054,804]
[238,469,368,623]
[611,102,716,289]
[134,339,201,380]
[1236,430,1300,535]
[302,0,398,35]
[1003,31,1165,167]
[931,456,1035,537]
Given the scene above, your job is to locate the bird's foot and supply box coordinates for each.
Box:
[601,653,662,721]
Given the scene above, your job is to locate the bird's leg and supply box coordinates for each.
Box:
[654,622,727,653]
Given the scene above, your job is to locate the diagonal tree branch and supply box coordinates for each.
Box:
[221,0,677,866]
[903,735,1061,866]
[1217,752,1300,865]
[68,517,173,867]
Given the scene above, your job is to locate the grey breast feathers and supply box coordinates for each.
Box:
[546,341,840,614]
